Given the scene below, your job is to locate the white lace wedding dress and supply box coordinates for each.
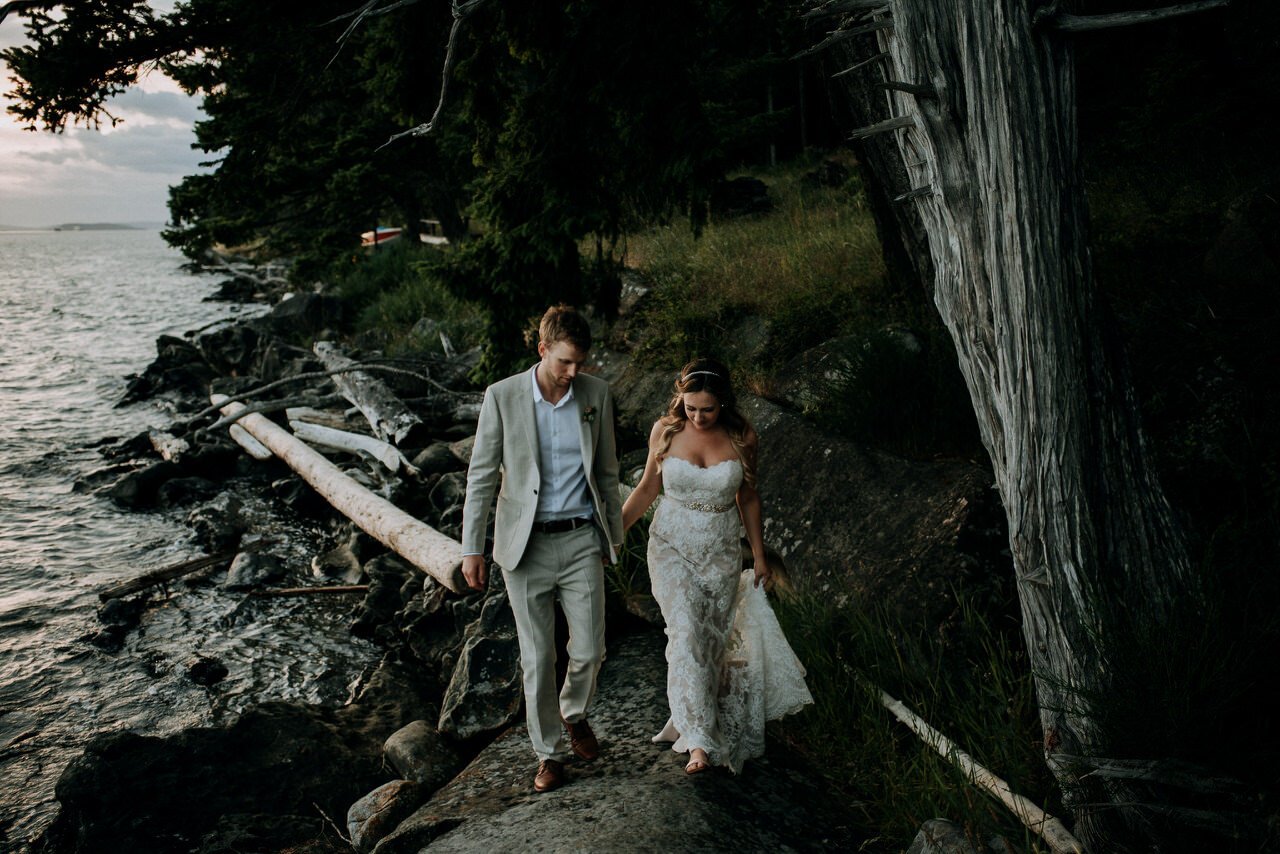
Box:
[647,456,813,773]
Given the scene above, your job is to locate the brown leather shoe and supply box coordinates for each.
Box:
[562,717,600,761]
[533,759,565,793]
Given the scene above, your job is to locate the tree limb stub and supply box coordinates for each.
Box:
[793,19,894,60]
[849,114,915,140]
[213,395,465,592]
[894,186,933,202]
[831,51,889,78]
[1052,0,1229,32]
[802,0,891,21]
[874,682,1085,854]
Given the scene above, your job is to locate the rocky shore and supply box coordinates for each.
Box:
[33,268,1010,853]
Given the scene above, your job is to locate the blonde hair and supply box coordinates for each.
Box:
[655,357,755,486]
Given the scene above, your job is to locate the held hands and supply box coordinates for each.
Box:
[461,554,488,591]
[752,557,772,589]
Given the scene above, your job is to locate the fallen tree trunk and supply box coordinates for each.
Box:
[213,394,465,592]
[313,342,427,447]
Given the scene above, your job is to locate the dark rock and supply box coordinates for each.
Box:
[186,493,249,553]
[446,437,474,466]
[312,541,364,584]
[109,460,183,509]
[401,581,460,684]
[348,780,430,854]
[411,442,465,477]
[156,476,219,508]
[119,335,217,406]
[436,589,521,740]
[383,720,465,790]
[426,472,468,540]
[709,176,774,219]
[197,321,265,377]
[196,813,329,854]
[35,698,415,854]
[224,551,286,590]
[378,633,858,853]
[905,819,981,854]
[97,597,145,629]
[272,475,332,517]
[180,441,242,481]
[266,292,346,337]
[187,655,229,686]
[350,555,417,640]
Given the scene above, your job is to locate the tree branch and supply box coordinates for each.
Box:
[0,1,57,26]
[848,114,914,139]
[1051,0,1229,32]
[379,0,490,146]
[831,51,888,78]
[802,0,890,21]
[793,19,894,60]
[877,80,937,98]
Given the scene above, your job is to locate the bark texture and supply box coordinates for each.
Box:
[843,2,1197,847]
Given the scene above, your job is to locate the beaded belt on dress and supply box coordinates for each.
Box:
[679,498,734,513]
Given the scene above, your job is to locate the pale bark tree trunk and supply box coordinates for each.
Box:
[833,1,1209,847]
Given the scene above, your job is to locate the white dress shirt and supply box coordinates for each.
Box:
[529,365,595,522]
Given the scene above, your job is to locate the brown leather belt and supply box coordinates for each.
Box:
[531,516,593,535]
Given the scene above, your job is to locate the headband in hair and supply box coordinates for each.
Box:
[682,370,719,381]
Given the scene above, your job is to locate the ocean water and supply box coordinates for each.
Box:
[0,230,379,851]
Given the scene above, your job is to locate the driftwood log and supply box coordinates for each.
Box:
[286,417,417,475]
[313,342,427,447]
[212,394,465,592]
[99,551,238,601]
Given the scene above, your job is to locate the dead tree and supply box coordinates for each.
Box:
[813,0,1232,847]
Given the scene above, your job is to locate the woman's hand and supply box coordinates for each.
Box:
[752,557,772,589]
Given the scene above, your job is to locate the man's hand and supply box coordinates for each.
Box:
[462,554,488,591]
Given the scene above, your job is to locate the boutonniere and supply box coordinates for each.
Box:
[582,405,597,424]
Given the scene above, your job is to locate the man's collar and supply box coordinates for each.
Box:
[529,363,575,406]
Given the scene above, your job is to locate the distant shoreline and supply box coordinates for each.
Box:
[0,223,163,232]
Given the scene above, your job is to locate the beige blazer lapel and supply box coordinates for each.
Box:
[576,388,594,470]
[518,375,540,478]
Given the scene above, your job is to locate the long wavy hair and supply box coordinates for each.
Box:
[655,357,755,486]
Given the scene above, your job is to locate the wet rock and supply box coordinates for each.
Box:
[312,541,364,584]
[411,442,465,477]
[426,472,467,539]
[224,551,286,590]
[401,581,461,684]
[85,598,145,652]
[905,819,981,854]
[156,476,219,508]
[180,441,243,481]
[195,813,327,854]
[378,633,857,854]
[348,780,430,854]
[197,321,265,377]
[109,460,183,509]
[186,493,249,553]
[187,655,229,686]
[36,699,413,854]
[436,589,521,740]
[383,720,465,790]
[350,555,417,641]
[272,475,332,517]
[119,334,218,406]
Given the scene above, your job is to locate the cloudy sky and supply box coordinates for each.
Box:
[0,8,208,228]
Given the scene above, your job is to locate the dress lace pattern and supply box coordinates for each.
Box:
[647,456,813,773]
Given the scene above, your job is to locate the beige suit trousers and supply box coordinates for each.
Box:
[501,525,605,762]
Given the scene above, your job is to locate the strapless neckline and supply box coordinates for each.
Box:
[665,456,741,472]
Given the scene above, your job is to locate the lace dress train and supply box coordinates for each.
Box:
[647,457,813,773]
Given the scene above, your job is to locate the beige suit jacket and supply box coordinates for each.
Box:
[461,368,623,570]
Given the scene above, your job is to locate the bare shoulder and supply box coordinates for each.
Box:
[647,418,666,446]
[743,425,759,449]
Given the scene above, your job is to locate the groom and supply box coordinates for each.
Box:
[460,304,624,793]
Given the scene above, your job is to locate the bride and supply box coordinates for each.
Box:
[621,358,812,774]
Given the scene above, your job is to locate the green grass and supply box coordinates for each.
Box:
[771,590,1057,852]
[624,155,888,371]
[332,241,487,354]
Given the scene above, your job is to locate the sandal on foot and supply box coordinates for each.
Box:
[685,757,710,775]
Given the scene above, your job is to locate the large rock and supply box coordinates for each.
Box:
[224,551,286,590]
[375,632,859,853]
[348,780,430,854]
[436,589,521,740]
[118,334,217,405]
[186,493,250,553]
[351,554,418,641]
[35,697,417,854]
[109,460,182,508]
[266,292,346,337]
[383,720,466,790]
